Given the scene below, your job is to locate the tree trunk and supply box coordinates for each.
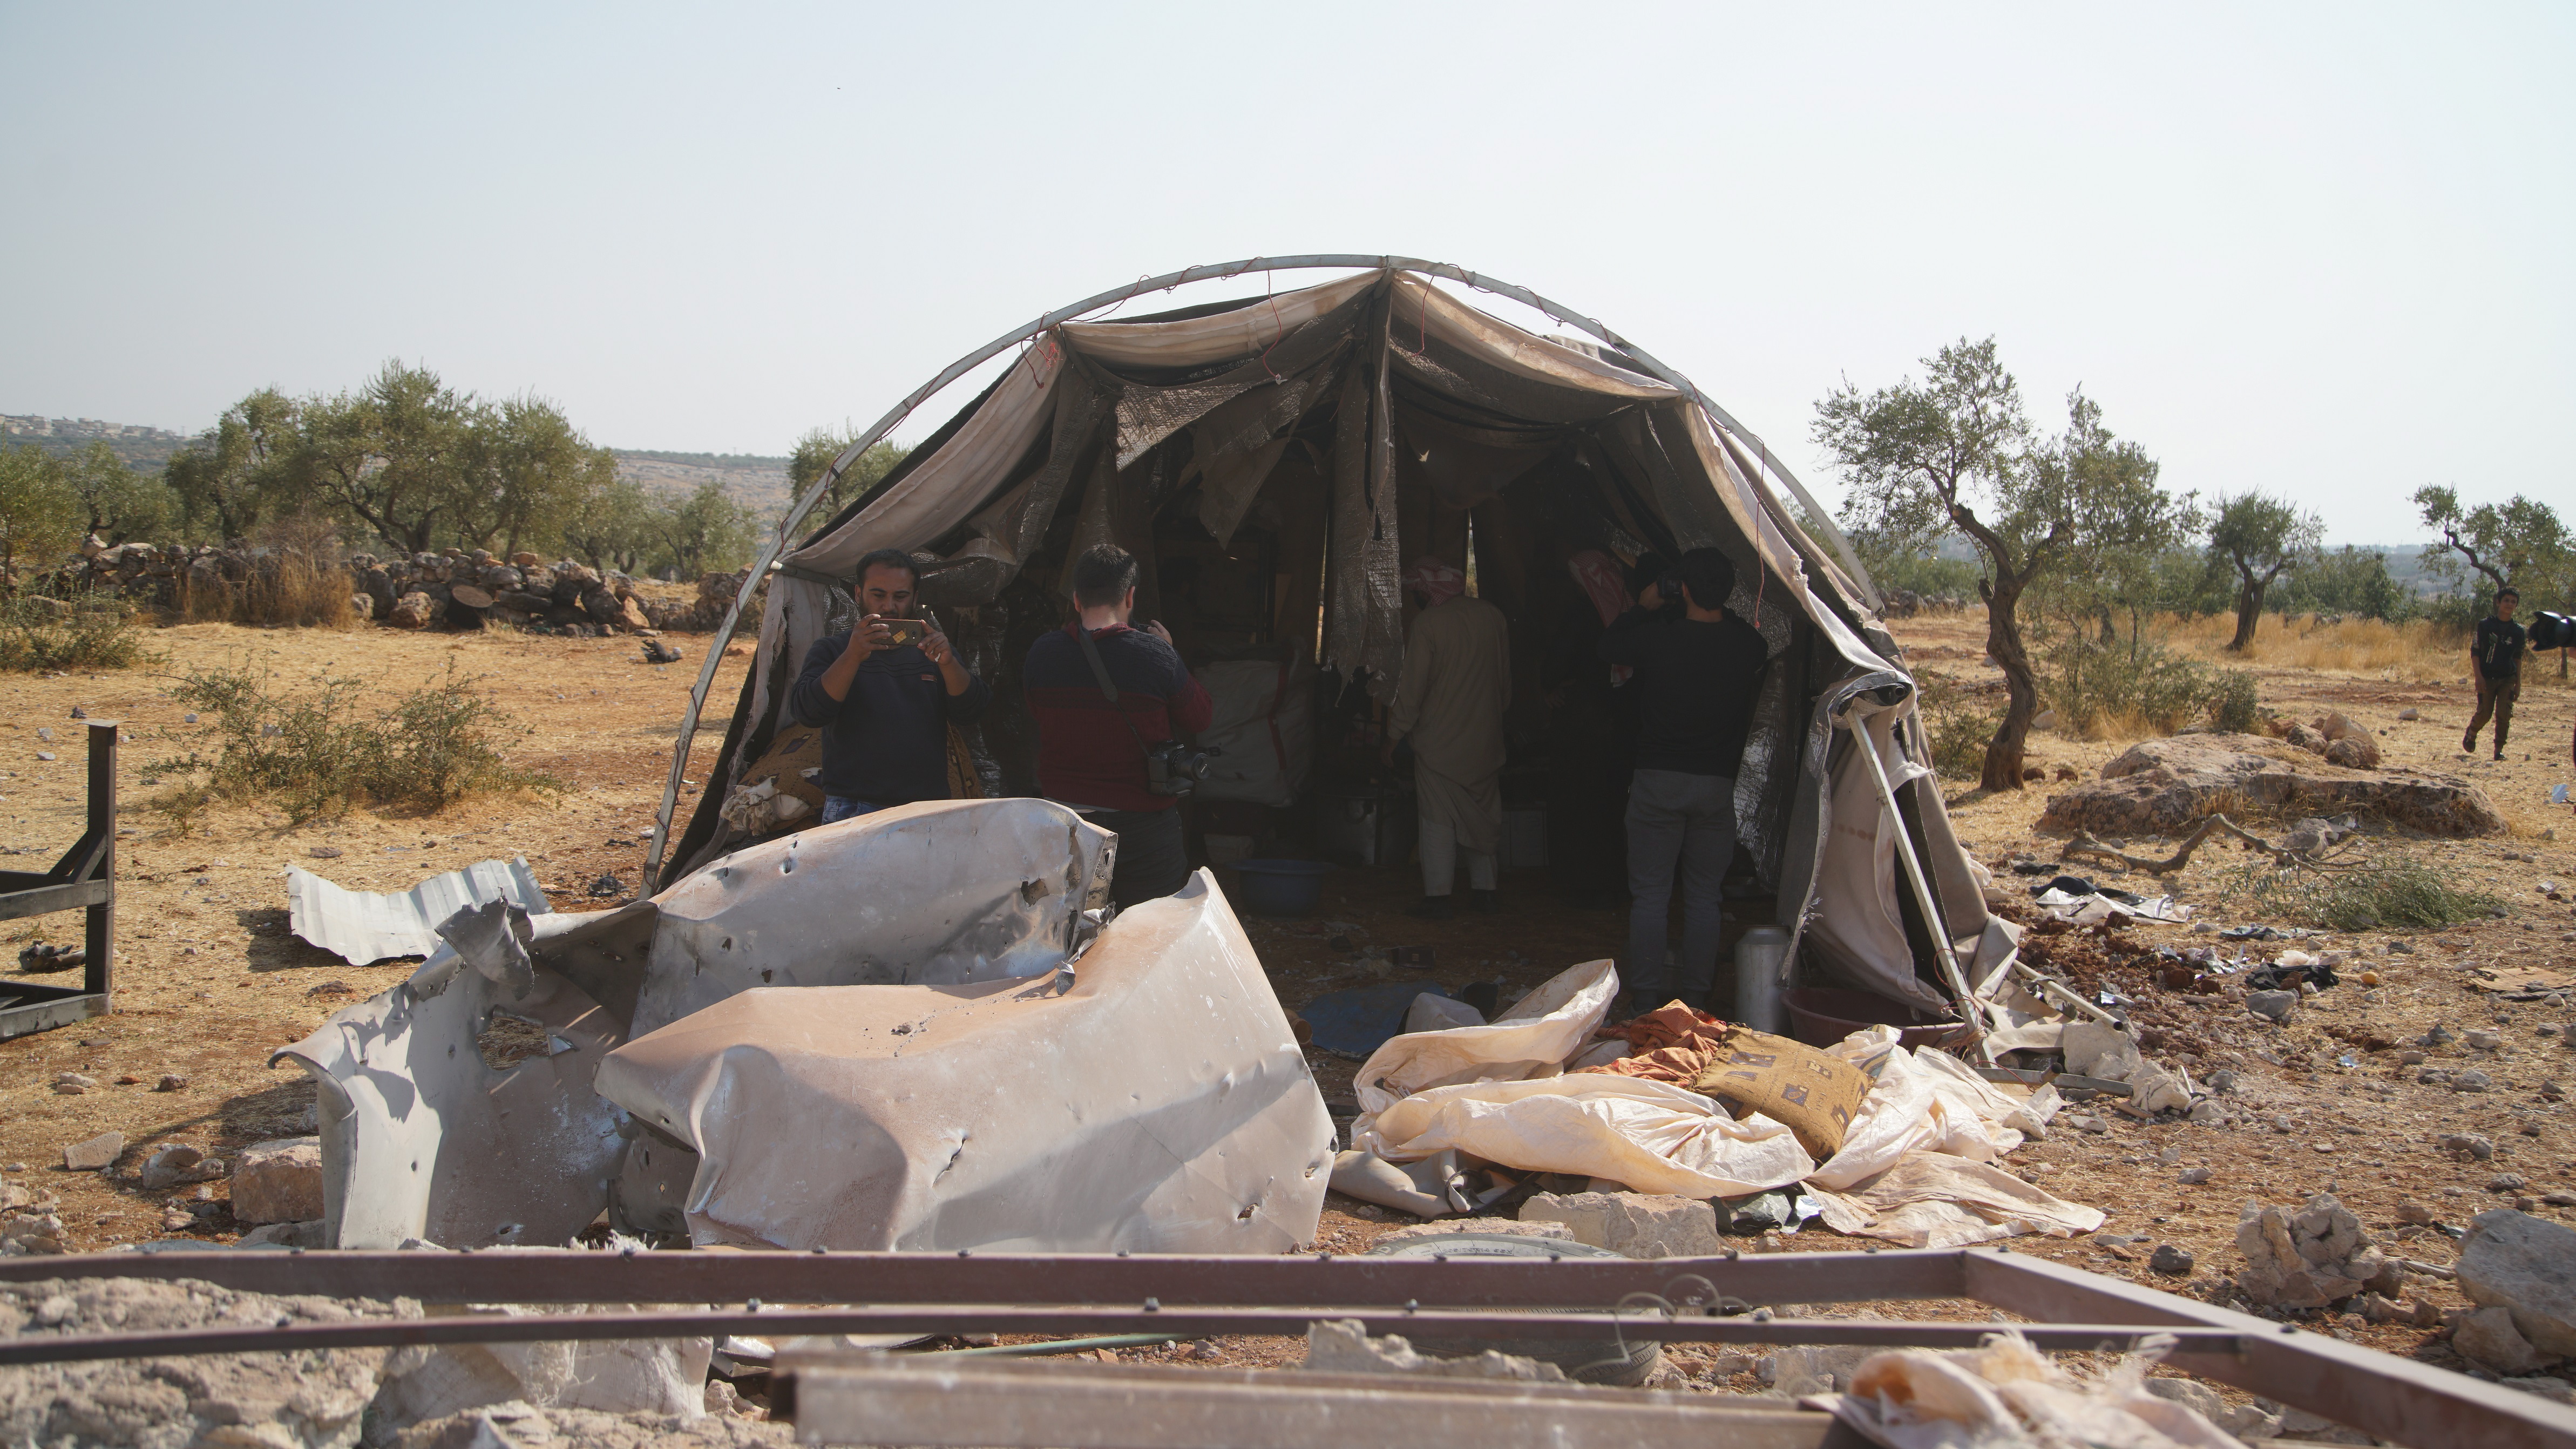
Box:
[1980,575,2039,792]
[2228,575,2266,652]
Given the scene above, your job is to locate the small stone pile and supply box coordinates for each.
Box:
[634,568,758,633]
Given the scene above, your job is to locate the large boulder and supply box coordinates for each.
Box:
[2234,1193,2395,1309]
[2037,733,2505,838]
[233,1136,326,1224]
[2458,1209,2576,1358]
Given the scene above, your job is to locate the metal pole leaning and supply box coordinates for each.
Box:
[1843,710,1992,1061]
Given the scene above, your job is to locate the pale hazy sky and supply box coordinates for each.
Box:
[4,3,2568,543]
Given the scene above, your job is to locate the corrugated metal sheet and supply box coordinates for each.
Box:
[286,858,550,966]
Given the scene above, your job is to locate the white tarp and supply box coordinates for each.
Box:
[286,857,549,966]
[1194,657,1317,810]
[1351,960,1617,1118]
[592,870,1332,1252]
[1354,1073,1816,1200]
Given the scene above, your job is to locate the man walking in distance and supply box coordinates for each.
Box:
[1381,557,1511,919]
[2465,588,2525,761]
[1597,548,1770,1013]
[790,548,991,823]
[1025,544,1214,908]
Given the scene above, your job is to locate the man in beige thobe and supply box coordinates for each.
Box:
[1382,557,1511,919]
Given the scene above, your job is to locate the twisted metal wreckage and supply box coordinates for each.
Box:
[44,259,2546,1444]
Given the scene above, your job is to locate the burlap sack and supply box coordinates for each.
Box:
[1688,1027,1874,1161]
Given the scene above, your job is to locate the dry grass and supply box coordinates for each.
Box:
[177,552,358,629]
[2161,612,2466,682]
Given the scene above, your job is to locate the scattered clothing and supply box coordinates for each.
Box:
[787,634,991,808]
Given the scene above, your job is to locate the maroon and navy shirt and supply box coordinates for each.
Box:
[1023,622,1213,813]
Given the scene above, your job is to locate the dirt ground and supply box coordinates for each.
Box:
[4,608,2573,1401]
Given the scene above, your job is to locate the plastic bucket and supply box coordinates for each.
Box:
[1229,858,1332,916]
[1781,986,1971,1051]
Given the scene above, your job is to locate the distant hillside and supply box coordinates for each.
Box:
[2,415,191,472]
[612,449,791,514]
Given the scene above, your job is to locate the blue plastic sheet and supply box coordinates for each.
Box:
[1300,979,1454,1060]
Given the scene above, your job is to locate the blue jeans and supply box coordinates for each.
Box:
[822,796,886,824]
[1624,769,1737,1003]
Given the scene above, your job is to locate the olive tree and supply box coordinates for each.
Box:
[2206,492,2322,651]
[1816,337,2176,791]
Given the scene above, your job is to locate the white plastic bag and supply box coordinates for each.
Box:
[1351,960,1617,1116]
[1353,1074,1814,1199]
[1809,1027,2056,1189]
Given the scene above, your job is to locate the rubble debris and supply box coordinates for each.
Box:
[60,1132,123,1172]
[0,1276,408,1446]
[233,1137,326,1225]
[1363,1234,1658,1385]
[287,856,550,967]
[1517,1191,1725,1260]
[1299,1318,1564,1382]
[137,1145,223,1190]
[2246,989,2299,1022]
[1832,1331,2250,1445]
[2148,1244,2194,1276]
[371,1300,715,1427]
[2456,1306,2559,1377]
[2457,1209,2576,1359]
[16,942,84,973]
[387,1402,789,1448]
[2234,1194,2403,1309]
[1372,1217,1572,1246]
[2037,733,2507,838]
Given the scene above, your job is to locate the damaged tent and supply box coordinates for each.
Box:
[647,258,2018,1035]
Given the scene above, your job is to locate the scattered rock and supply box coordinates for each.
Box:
[2178,1167,2212,1185]
[2399,707,2422,721]
[138,1145,205,1191]
[2397,1201,2438,1225]
[2456,1069,2494,1093]
[153,1074,189,1093]
[2149,1244,2195,1276]
[2444,1133,2496,1161]
[49,1073,96,1095]
[2490,1174,2530,1194]
[60,1132,123,1172]
[2235,1194,2389,1309]
[2457,1209,2576,1358]
[1300,1318,1564,1381]
[1375,1217,1574,1246]
[1519,1191,1723,1260]
[2247,990,2299,1022]
[2456,1305,2558,1377]
[231,1137,326,1225]
[2466,1028,2504,1051]
[2036,733,2507,838]
[236,1220,329,1249]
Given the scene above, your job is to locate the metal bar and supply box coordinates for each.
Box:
[0,1305,2234,1367]
[0,990,110,1041]
[642,254,1880,889]
[941,1332,1178,1358]
[2010,959,2124,1025]
[1842,712,1989,1058]
[787,1360,1856,1449]
[0,1248,1971,1308]
[0,879,110,922]
[1965,1249,2576,1449]
[81,721,113,1008]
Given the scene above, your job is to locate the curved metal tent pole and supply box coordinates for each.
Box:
[645,254,1884,889]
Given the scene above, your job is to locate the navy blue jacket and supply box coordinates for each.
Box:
[788,634,990,807]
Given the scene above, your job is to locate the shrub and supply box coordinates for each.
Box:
[1912,675,2001,781]
[0,591,158,672]
[2226,854,2502,932]
[177,551,357,629]
[2043,631,2249,738]
[144,663,558,823]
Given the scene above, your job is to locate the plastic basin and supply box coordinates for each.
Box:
[1781,986,1972,1051]
[1229,858,1332,916]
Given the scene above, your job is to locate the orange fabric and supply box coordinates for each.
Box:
[1578,1000,1734,1084]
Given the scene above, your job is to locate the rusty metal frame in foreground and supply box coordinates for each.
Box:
[1,1247,2568,1447]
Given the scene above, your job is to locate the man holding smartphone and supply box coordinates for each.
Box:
[790,547,989,822]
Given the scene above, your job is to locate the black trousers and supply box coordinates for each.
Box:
[1090,805,1190,908]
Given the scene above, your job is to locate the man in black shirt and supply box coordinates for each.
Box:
[789,549,990,821]
[2464,588,2525,761]
[1596,547,1770,1010]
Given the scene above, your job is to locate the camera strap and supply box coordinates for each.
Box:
[1072,624,1158,767]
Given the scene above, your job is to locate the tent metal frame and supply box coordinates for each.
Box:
[643,256,1881,889]
[1,1247,2566,1446]
[0,721,117,1039]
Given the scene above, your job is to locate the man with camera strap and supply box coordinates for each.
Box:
[1025,544,1215,908]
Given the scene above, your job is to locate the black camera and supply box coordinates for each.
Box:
[2530,611,2573,651]
[1144,740,1220,797]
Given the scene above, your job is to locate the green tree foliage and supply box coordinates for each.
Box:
[1815,337,2181,791]
[165,389,300,543]
[790,429,908,522]
[295,363,478,556]
[0,444,84,584]
[2413,486,2572,615]
[451,395,618,556]
[2277,545,2413,622]
[649,479,763,578]
[60,440,178,544]
[559,475,660,575]
[2206,492,2322,651]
